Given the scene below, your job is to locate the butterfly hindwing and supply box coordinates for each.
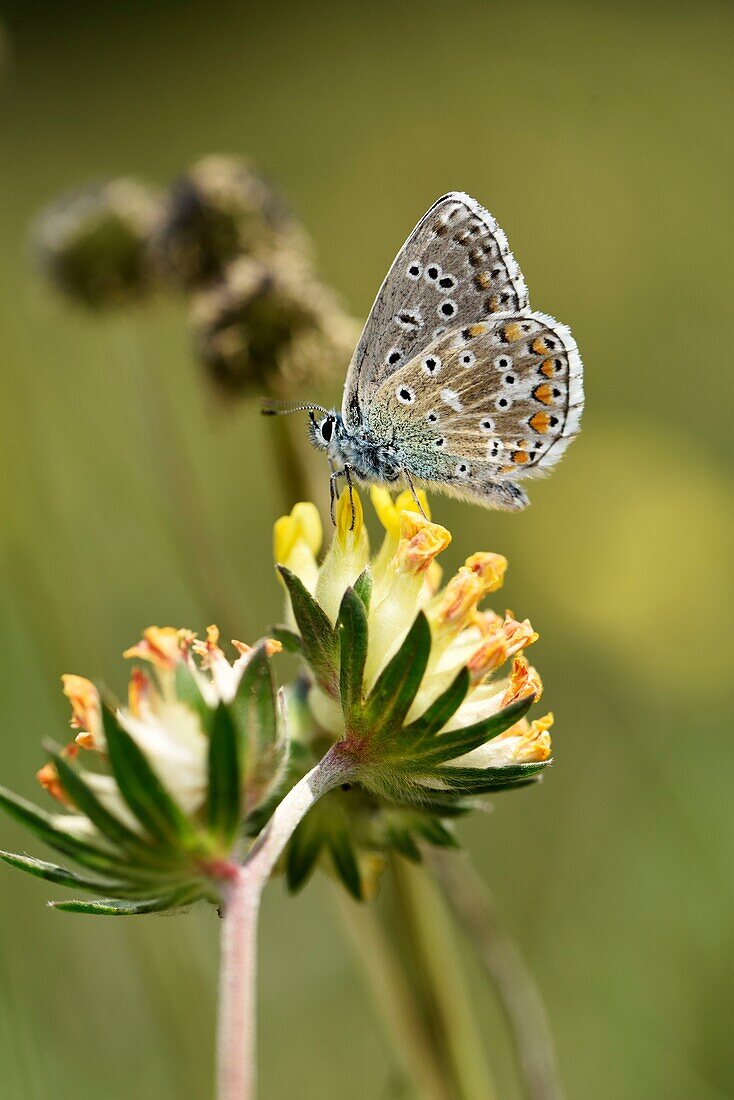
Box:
[342,193,530,429]
[365,313,583,506]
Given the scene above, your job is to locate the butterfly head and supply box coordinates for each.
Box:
[308,409,344,454]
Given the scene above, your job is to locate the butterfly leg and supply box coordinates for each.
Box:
[328,470,342,525]
[343,465,356,530]
[403,469,428,519]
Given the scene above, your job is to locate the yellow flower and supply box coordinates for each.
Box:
[273,502,323,594]
[274,489,552,779]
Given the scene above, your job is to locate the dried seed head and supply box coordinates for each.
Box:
[153,154,308,289]
[34,178,163,308]
[190,253,359,398]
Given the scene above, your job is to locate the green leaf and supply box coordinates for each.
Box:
[362,612,431,749]
[286,816,324,893]
[402,668,470,745]
[327,827,363,901]
[337,587,368,726]
[102,708,199,849]
[0,785,135,876]
[411,816,459,848]
[353,567,373,611]
[384,827,421,862]
[269,626,303,655]
[410,696,534,766]
[50,888,201,916]
[0,850,135,895]
[277,566,338,695]
[421,761,548,794]
[175,663,213,735]
[206,703,241,846]
[230,644,286,812]
[50,750,166,863]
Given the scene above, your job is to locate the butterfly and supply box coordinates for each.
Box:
[264,192,583,518]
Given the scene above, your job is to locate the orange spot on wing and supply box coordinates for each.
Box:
[468,323,487,336]
[512,450,529,464]
[502,322,522,343]
[533,383,554,406]
[540,359,555,378]
[529,412,551,433]
[532,337,548,355]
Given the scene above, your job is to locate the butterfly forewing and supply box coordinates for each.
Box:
[343,192,530,428]
[366,313,583,504]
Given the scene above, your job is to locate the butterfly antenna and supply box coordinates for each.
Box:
[260,399,329,417]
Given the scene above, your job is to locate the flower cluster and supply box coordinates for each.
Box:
[272,489,553,898]
[0,627,286,914]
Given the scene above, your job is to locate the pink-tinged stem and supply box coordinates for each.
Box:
[216,747,354,1100]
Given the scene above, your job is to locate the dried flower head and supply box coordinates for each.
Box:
[272,489,553,898]
[153,154,308,289]
[34,178,163,308]
[0,627,287,914]
[190,253,359,398]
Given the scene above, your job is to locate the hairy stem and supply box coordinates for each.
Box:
[427,849,564,1100]
[216,746,354,1100]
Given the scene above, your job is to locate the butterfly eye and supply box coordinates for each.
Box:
[438,300,457,319]
[406,262,422,280]
[320,418,334,443]
[454,462,470,478]
[503,374,516,385]
[426,411,439,423]
[495,396,511,411]
[479,417,494,432]
[488,439,504,459]
[433,437,446,450]
[386,348,403,366]
[494,355,512,371]
[425,265,441,282]
[438,274,456,290]
[395,385,416,405]
[460,351,476,368]
[422,355,442,376]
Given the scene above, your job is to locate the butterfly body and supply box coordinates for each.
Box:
[290,192,583,511]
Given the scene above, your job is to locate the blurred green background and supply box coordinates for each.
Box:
[0,1,732,1097]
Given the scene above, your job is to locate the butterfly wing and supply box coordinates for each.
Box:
[342,193,530,429]
[366,313,584,508]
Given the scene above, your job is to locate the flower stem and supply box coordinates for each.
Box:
[427,849,565,1100]
[216,746,354,1100]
